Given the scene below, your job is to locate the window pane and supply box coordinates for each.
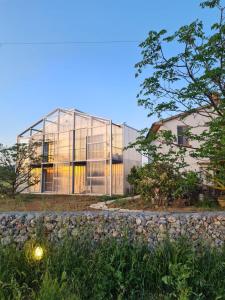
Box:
[43,167,54,192]
[87,134,104,144]
[177,126,189,146]
[87,143,105,159]
[87,161,105,177]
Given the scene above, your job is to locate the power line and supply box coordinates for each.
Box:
[0,40,141,46]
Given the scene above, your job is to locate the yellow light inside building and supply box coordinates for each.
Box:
[33,246,44,261]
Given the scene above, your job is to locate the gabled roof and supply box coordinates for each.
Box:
[147,105,211,136]
[18,107,139,138]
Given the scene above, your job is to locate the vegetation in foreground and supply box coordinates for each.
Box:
[0,237,225,300]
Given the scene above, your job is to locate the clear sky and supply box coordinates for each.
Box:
[0,0,218,145]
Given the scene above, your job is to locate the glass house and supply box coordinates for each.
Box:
[18,108,142,195]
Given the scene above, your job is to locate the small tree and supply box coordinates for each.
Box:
[0,143,41,197]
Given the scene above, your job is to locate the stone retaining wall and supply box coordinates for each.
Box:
[0,211,224,246]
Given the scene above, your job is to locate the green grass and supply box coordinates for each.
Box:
[0,236,225,300]
[196,197,220,209]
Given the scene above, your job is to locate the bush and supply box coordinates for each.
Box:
[128,162,201,206]
[173,171,202,205]
[196,196,219,209]
[0,237,225,299]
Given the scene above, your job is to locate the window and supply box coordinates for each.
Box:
[177,126,189,146]
[87,134,105,159]
[43,141,54,162]
[43,167,54,192]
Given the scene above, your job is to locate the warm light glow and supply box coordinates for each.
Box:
[33,246,44,261]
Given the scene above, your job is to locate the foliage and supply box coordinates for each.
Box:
[173,171,202,203]
[193,116,225,191]
[135,0,225,118]
[196,195,219,208]
[0,143,41,197]
[128,163,201,206]
[0,236,225,299]
[133,0,225,191]
[127,166,142,194]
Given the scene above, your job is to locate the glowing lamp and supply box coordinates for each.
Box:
[33,246,44,261]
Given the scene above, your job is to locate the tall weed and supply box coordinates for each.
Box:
[0,236,224,299]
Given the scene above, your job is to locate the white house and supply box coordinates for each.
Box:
[148,107,215,172]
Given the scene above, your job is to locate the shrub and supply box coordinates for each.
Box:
[128,162,201,206]
[127,166,142,195]
[173,171,202,205]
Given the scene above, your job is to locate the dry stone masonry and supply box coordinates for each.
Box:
[0,211,224,247]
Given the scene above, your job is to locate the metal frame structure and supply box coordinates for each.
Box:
[18,108,141,195]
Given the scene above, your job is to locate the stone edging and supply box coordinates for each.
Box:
[90,195,141,212]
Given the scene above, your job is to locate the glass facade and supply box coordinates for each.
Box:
[18,108,142,195]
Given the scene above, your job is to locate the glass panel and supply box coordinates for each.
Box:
[87,161,105,177]
[54,164,71,194]
[43,134,55,162]
[87,143,105,160]
[87,134,104,144]
[112,163,123,195]
[112,125,123,162]
[43,167,54,192]
[112,125,122,148]
[75,115,88,129]
[87,178,105,194]
[92,119,105,127]
[75,149,86,161]
[105,160,110,195]
[59,112,73,132]
[112,147,123,162]
[86,161,106,194]
[74,165,86,194]
[91,126,106,137]
[45,121,58,134]
[31,134,42,161]
[87,126,106,160]
[58,132,70,148]
[57,132,70,162]
[75,128,87,161]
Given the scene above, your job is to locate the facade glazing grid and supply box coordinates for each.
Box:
[18,108,141,195]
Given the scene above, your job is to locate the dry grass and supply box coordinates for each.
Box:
[0,194,102,212]
[1,194,223,213]
[108,197,225,212]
